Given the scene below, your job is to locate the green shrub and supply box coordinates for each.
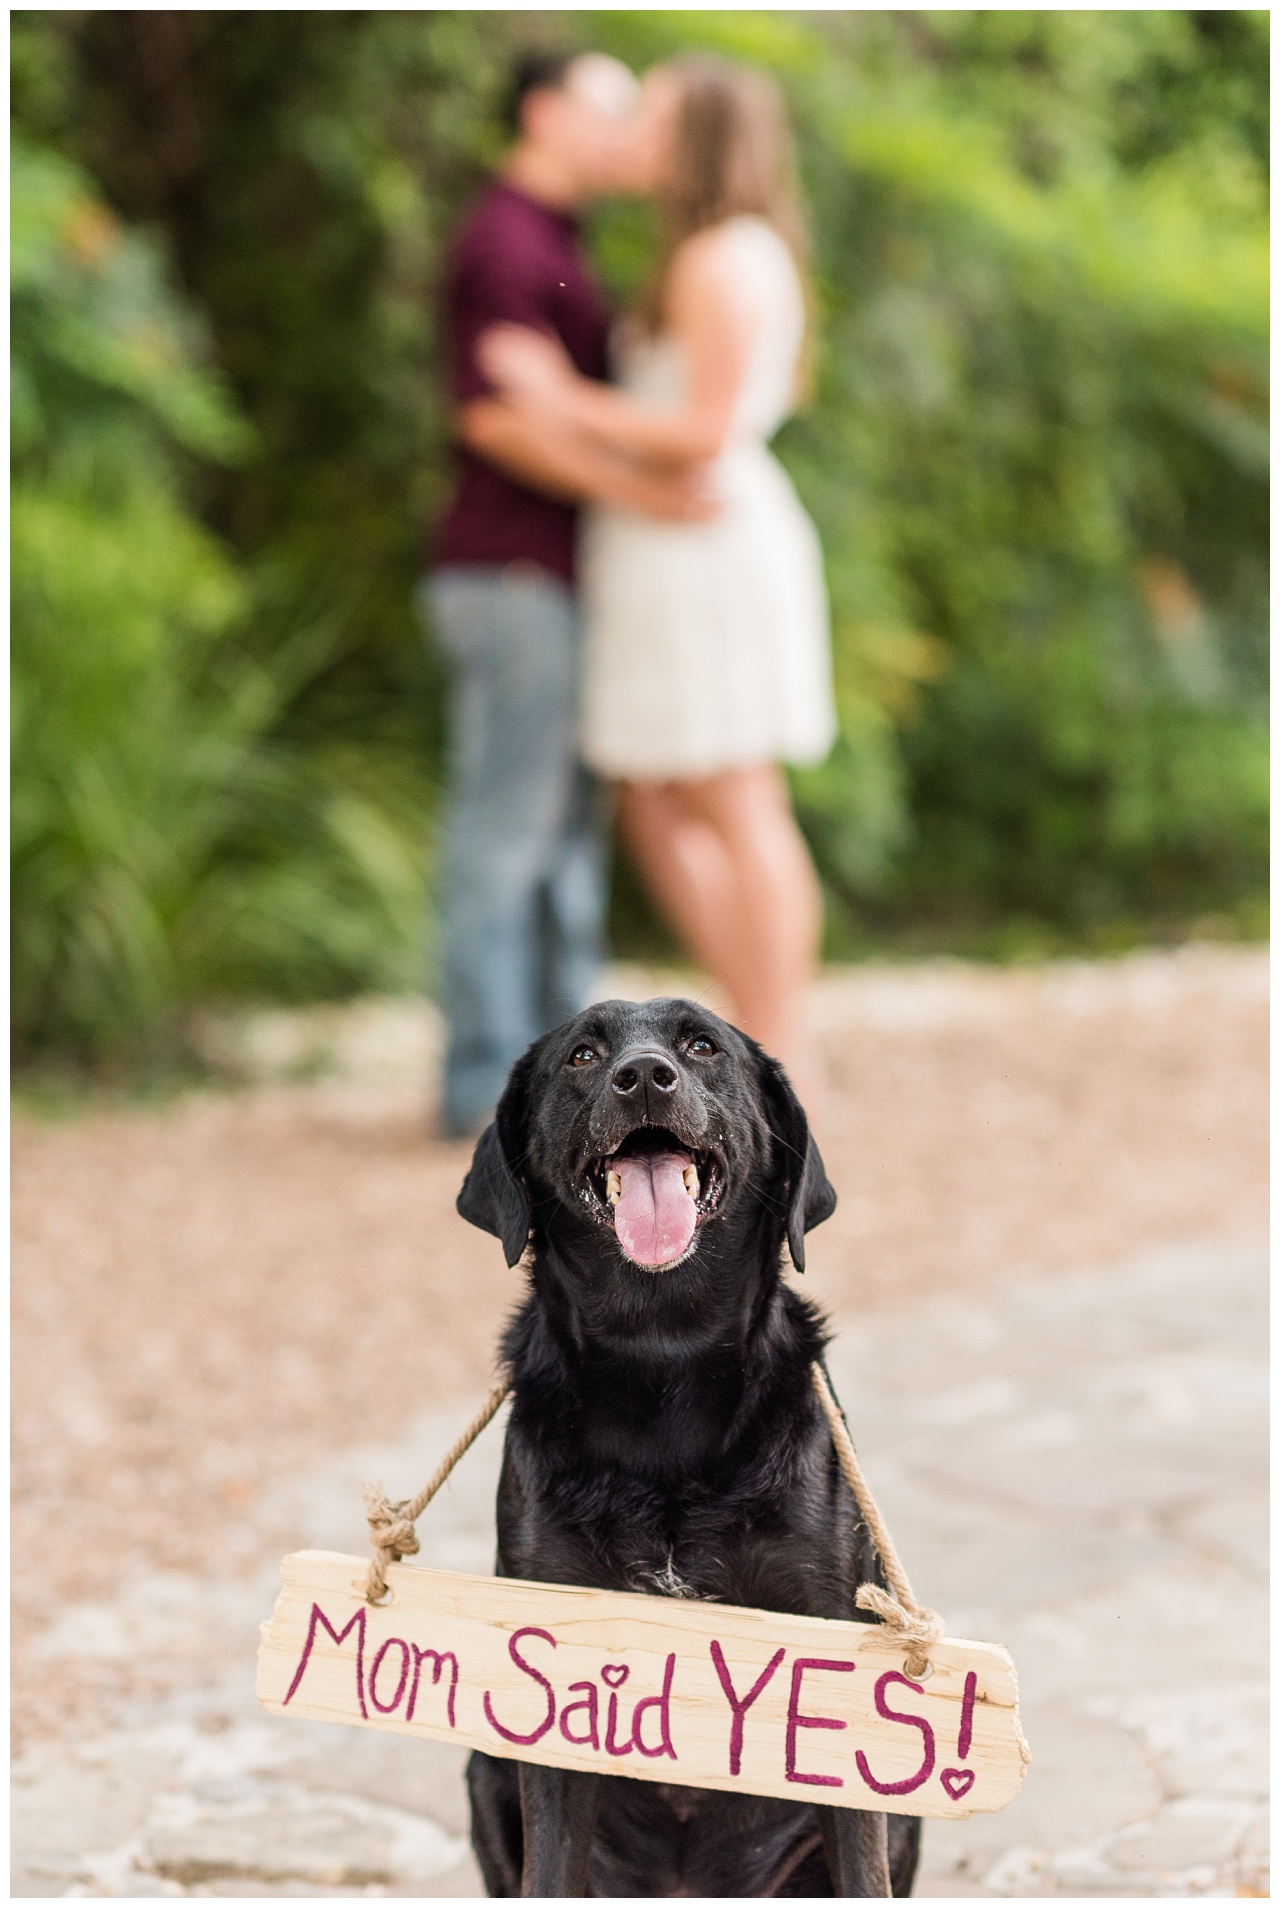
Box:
[11,141,428,1067]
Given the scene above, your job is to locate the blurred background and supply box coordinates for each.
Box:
[10,7,1268,1080]
[10,9,1269,1901]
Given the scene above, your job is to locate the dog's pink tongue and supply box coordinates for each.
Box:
[612,1151,697,1268]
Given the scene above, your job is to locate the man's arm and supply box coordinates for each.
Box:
[458,399,713,522]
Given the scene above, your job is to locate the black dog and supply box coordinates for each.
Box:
[456,997,920,1898]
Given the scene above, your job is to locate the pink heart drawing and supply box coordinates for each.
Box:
[941,1768,976,1801]
[600,1664,630,1688]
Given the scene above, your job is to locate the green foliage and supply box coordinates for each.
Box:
[618,8,1269,945]
[10,11,1268,1067]
[11,140,427,1066]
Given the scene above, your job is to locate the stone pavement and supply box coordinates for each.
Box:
[12,1235,1266,1898]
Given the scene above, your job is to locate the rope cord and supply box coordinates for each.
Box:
[363,1364,944,1676]
[363,1380,510,1605]
[809,1362,944,1678]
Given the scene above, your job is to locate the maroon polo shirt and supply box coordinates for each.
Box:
[432,181,610,586]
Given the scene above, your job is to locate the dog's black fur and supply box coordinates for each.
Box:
[456,997,921,1898]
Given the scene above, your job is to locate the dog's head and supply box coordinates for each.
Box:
[456,999,835,1282]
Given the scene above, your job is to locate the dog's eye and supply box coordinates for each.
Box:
[688,1035,716,1057]
[568,1044,597,1068]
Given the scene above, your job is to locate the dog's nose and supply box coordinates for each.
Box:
[610,1050,679,1098]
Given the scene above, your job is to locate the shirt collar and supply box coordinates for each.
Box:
[492,177,581,237]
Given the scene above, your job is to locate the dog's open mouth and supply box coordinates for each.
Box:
[584,1126,724,1269]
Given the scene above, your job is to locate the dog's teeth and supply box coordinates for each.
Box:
[683,1164,699,1198]
[606,1170,622,1205]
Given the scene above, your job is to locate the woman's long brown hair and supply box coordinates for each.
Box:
[638,56,811,348]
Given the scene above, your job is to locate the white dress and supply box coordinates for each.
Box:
[580,216,836,781]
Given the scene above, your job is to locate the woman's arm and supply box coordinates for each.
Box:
[479,230,756,468]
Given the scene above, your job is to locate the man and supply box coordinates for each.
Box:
[423,51,693,1138]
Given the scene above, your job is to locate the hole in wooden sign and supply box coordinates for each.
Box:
[355,1578,397,1607]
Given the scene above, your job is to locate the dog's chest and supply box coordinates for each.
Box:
[626,1548,697,1600]
[594,1484,831,1615]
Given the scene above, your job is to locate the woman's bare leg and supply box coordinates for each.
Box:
[678,766,821,1060]
[616,783,743,988]
[618,766,822,1066]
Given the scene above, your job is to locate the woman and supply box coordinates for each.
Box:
[480,57,836,1075]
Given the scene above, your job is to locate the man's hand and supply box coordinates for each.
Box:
[458,398,718,523]
[477,324,576,406]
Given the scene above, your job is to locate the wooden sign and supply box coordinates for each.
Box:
[258,1552,1030,1819]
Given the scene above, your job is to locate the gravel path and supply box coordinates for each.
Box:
[12,947,1267,1812]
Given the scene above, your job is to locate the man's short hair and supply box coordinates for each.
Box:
[503,51,575,136]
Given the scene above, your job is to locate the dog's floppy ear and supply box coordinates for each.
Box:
[456,1050,536,1267]
[456,1124,530,1266]
[757,1052,837,1273]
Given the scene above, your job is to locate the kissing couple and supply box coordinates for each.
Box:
[425,49,836,1138]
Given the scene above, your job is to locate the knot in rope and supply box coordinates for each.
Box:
[364,1489,422,1561]
[854,1584,945,1679]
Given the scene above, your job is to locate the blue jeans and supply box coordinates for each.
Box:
[421,566,606,1136]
